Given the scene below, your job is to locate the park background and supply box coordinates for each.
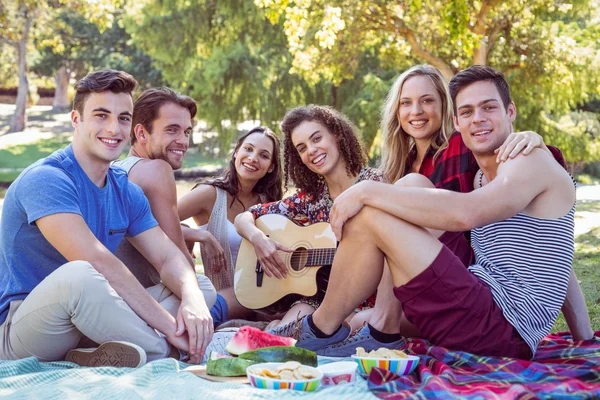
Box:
[0,0,599,332]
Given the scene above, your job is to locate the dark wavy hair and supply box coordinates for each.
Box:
[281,105,366,196]
[73,69,137,117]
[194,126,283,206]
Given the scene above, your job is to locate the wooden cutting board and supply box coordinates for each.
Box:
[184,365,250,384]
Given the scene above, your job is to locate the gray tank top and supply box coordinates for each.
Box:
[112,156,161,288]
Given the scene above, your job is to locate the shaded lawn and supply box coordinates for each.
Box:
[553,227,600,332]
[0,137,224,182]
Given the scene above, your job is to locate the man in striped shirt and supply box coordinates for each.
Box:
[274,65,583,359]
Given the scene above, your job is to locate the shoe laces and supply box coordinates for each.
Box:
[271,312,305,340]
[331,323,367,348]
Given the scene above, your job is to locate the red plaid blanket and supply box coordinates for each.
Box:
[368,331,600,399]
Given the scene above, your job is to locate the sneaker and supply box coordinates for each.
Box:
[318,324,406,357]
[65,341,146,368]
[268,315,351,352]
[201,328,239,363]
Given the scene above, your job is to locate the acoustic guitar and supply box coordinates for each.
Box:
[233,214,336,313]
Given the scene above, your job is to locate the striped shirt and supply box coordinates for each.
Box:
[469,205,575,357]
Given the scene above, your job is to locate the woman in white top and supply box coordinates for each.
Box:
[178,127,283,327]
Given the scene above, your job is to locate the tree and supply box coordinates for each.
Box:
[31,8,164,112]
[256,0,600,156]
[0,0,119,132]
[124,0,331,156]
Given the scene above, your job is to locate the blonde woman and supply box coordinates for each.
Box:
[322,64,577,356]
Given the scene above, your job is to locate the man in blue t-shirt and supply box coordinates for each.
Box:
[0,70,213,367]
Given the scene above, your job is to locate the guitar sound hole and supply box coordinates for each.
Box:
[290,247,308,271]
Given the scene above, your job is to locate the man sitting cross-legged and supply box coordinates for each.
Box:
[112,87,217,350]
[271,65,577,359]
[0,70,212,367]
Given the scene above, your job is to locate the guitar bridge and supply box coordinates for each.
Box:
[255,261,263,287]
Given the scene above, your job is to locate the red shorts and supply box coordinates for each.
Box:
[394,245,532,359]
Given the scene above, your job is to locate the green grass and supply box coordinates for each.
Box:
[0,135,72,167]
[0,138,225,184]
[553,227,600,332]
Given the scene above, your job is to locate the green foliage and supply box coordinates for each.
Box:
[124,0,332,155]
[257,0,600,163]
[31,9,163,88]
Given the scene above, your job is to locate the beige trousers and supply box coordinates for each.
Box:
[0,260,217,362]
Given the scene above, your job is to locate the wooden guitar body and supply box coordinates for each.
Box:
[233,214,336,313]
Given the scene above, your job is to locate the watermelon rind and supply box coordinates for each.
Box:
[239,346,318,367]
[206,354,258,377]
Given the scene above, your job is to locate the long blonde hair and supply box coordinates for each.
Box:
[380,65,454,183]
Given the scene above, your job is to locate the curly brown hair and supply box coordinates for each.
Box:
[281,105,367,196]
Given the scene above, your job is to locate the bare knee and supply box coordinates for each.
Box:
[394,173,434,188]
[344,206,391,238]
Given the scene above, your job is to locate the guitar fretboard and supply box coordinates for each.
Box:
[305,248,336,266]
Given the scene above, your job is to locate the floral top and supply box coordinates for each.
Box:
[249,167,383,225]
[248,167,382,311]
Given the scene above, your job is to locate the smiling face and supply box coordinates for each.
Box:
[71,91,133,163]
[142,102,192,170]
[234,132,275,182]
[453,80,516,156]
[398,75,443,145]
[291,120,341,177]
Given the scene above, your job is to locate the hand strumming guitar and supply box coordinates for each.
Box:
[248,233,294,279]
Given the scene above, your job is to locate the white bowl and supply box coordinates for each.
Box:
[317,361,357,386]
[246,362,323,391]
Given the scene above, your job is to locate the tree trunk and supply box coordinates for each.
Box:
[8,14,33,133]
[331,85,339,110]
[53,66,71,112]
[473,39,489,66]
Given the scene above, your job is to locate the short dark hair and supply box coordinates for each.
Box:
[448,65,512,113]
[130,87,197,144]
[73,69,138,116]
[281,105,366,196]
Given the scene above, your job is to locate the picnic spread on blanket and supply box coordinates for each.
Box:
[1,331,598,399]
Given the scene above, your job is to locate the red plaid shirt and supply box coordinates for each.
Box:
[416,132,567,193]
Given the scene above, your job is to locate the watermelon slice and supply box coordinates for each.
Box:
[225,326,296,355]
[206,351,258,376]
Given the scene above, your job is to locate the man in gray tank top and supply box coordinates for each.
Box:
[269,66,593,359]
[113,87,216,363]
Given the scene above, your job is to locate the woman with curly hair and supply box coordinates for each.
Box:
[178,126,283,327]
[235,105,381,329]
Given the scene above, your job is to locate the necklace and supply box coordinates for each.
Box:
[478,170,484,188]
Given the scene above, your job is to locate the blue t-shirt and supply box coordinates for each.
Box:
[0,145,158,324]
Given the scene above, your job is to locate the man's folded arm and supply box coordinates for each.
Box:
[35,213,178,337]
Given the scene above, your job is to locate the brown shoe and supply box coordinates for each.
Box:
[65,341,146,368]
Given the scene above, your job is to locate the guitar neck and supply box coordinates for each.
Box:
[306,248,336,266]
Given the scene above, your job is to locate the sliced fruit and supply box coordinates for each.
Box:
[225,326,296,355]
[205,351,258,377]
[239,346,318,367]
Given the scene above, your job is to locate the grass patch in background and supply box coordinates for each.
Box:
[0,135,72,169]
[553,227,600,332]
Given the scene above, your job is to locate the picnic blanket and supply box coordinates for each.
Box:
[368,331,600,399]
[0,357,375,399]
[1,332,598,399]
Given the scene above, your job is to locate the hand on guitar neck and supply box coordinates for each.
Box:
[248,231,294,279]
